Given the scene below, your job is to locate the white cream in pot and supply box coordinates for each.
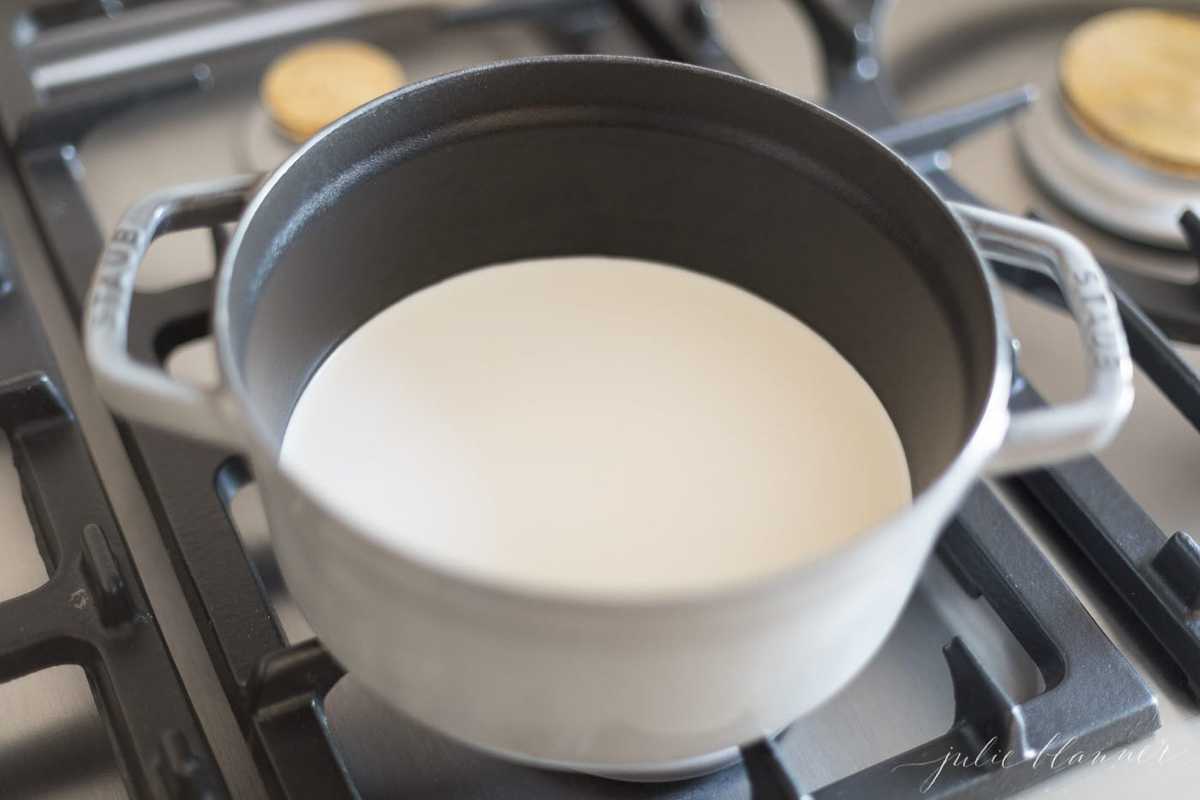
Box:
[280,257,910,597]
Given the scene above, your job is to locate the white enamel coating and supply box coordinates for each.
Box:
[82,174,256,448]
[950,203,1134,473]
[82,76,1131,773]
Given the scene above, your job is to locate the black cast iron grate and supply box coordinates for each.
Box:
[0,140,227,798]
[1,0,1195,798]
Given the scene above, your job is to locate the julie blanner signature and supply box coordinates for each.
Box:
[891,733,1182,793]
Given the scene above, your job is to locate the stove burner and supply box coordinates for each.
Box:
[1014,10,1200,251]
[260,39,407,143]
[1061,9,1200,178]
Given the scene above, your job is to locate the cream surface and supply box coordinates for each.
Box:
[280,257,911,596]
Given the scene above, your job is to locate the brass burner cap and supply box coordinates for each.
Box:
[1060,8,1200,178]
[261,39,407,143]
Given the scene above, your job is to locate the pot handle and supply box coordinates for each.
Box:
[949,203,1134,474]
[84,175,260,449]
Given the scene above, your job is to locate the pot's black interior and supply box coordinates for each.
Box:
[225,57,998,493]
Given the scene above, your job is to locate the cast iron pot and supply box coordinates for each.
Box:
[85,56,1132,780]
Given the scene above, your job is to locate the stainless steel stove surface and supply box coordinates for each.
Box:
[2,1,1200,798]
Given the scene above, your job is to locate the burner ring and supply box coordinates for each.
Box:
[1015,81,1198,251]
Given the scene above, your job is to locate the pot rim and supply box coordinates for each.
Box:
[212,54,1013,612]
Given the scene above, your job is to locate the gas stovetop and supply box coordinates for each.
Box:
[1,1,1199,798]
